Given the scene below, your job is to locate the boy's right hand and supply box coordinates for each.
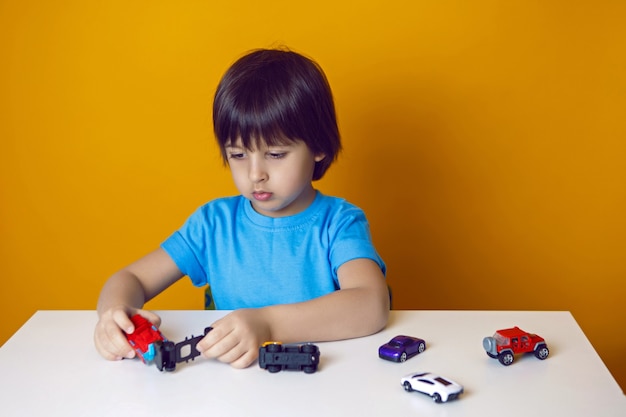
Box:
[94,307,161,361]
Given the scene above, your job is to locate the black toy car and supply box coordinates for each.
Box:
[258,342,320,373]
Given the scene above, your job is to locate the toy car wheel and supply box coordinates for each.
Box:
[498,351,514,366]
[400,352,407,362]
[162,341,177,372]
[417,342,425,353]
[303,365,317,374]
[403,381,413,392]
[301,344,317,353]
[535,344,549,360]
[432,393,442,403]
[268,365,281,373]
[266,343,282,353]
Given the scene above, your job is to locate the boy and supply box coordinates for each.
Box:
[94,48,389,368]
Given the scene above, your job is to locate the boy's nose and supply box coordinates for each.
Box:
[248,160,268,183]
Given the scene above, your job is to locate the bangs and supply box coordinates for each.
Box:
[215,83,301,150]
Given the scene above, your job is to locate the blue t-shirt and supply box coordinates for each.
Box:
[161,191,385,309]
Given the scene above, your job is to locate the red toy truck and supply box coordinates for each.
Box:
[124,314,212,372]
[482,326,549,366]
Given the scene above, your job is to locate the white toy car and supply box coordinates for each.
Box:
[400,372,464,403]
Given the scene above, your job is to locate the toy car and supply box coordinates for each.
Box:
[258,342,320,373]
[379,335,426,362]
[125,314,166,363]
[401,372,464,403]
[483,326,549,366]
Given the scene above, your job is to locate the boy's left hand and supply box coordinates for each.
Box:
[196,308,271,368]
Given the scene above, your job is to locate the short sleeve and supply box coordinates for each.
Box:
[161,207,210,287]
[328,205,386,277]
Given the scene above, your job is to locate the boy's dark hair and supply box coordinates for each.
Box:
[213,48,341,180]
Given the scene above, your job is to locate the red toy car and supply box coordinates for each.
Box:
[483,326,549,366]
[125,314,166,363]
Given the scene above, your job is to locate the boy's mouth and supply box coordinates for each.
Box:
[252,191,273,201]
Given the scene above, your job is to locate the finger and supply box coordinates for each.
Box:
[94,329,122,361]
[137,310,162,328]
[196,323,231,352]
[112,309,135,334]
[103,315,136,358]
[94,321,133,360]
[214,340,245,363]
[229,349,258,369]
[201,331,239,360]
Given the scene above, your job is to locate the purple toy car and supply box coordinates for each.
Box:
[379,335,426,362]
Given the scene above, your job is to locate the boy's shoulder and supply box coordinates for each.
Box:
[317,192,361,210]
[192,195,246,218]
[314,192,367,221]
[199,194,245,208]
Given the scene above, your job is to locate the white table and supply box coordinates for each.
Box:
[0,310,624,417]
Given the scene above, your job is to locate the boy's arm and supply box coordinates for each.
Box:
[198,258,389,368]
[94,248,185,360]
[267,257,390,341]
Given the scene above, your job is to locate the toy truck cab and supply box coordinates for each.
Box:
[126,315,166,363]
[483,326,549,366]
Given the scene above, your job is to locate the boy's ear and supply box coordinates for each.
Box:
[314,153,326,162]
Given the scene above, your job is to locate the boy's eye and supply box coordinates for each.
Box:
[228,152,245,160]
[268,152,287,159]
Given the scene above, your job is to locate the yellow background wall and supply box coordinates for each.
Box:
[1,1,624,391]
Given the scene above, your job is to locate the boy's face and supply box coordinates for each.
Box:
[224,138,325,217]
